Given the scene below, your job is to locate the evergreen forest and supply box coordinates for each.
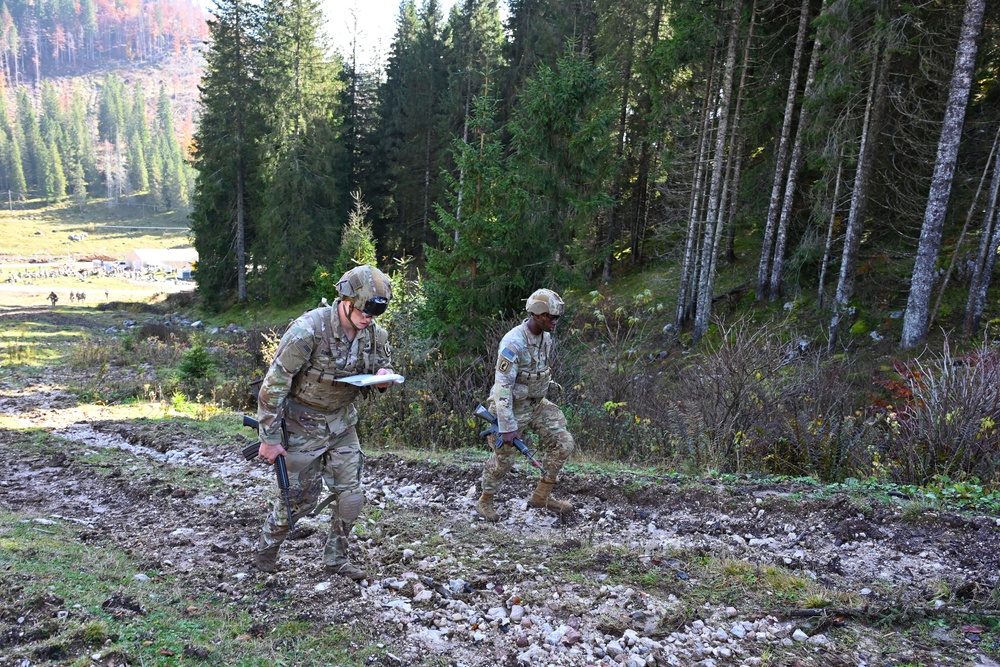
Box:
[186,0,1000,489]
[193,0,999,356]
[0,0,205,210]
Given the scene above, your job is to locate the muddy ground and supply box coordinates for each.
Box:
[1,307,999,667]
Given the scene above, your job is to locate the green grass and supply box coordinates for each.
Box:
[0,507,378,667]
[0,318,119,367]
[0,198,191,260]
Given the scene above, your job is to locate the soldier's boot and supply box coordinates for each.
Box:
[527,479,573,514]
[254,539,282,573]
[475,493,500,522]
[325,562,367,581]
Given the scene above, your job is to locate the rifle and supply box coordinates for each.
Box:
[242,415,295,531]
[473,404,547,477]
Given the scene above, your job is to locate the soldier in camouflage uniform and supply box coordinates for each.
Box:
[253,265,394,581]
[476,288,575,521]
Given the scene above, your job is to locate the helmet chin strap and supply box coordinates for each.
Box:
[341,300,362,336]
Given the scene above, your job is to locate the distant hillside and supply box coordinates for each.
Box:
[0,1,208,211]
[0,0,208,83]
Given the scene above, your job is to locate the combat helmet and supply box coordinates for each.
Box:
[337,265,392,317]
[525,288,565,317]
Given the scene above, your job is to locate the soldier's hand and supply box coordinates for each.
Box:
[500,430,522,446]
[374,367,394,390]
[259,442,287,465]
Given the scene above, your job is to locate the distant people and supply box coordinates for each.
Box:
[69,292,75,303]
[48,292,58,307]
[77,292,86,303]
[105,290,109,301]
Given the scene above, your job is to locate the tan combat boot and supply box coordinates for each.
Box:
[476,492,500,522]
[254,541,281,573]
[325,562,367,581]
[527,479,573,514]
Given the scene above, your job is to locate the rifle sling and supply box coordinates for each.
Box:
[312,492,339,516]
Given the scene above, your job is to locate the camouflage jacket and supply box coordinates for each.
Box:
[490,319,556,432]
[257,301,392,447]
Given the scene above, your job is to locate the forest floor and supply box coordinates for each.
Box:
[1,306,1000,667]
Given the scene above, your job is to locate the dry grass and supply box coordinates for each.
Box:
[0,197,190,261]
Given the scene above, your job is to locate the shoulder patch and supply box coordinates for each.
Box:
[497,346,516,374]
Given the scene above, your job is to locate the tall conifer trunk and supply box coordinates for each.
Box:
[756,0,811,300]
[965,125,1000,336]
[767,29,821,300]
[693,0,742,342]
[901,0,986,348]
[817,157,843,310]
[829,39,888,350]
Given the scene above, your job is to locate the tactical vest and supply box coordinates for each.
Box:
[287,307,379,411]
[516,367,552,399]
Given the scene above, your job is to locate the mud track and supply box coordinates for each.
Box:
[1,329,999,666]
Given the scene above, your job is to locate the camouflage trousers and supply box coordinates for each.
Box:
[258,426,365,567]
[480,398,574,494]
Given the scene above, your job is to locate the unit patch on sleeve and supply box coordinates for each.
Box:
[497,346,516,374]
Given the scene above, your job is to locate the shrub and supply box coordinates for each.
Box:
[312,190,378,304]
[178,344,215,382]
[880,340,1000,485]
[138,322,187,344]
[560,289,671,463]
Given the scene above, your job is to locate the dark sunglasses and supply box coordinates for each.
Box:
[362,297,389,317]
[546,314,560,322]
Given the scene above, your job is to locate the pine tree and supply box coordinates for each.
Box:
[190,0,265,308]
[505,47,618,285]
[127,84,150,192]
[67,89,97,189]
[156,85,189,208]
[68,150,86,208]
[363,0,418,238]
[424,93,526,349]
[372,0,450,255]
[253,0,346,300]
[15,89,39,190]
[331,190,378,279]
[97,74,127,143]
[0,90,25,199]
[48,138,65,201]
[147,138,165,210]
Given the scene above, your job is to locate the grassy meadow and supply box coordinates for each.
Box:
[0,197,192,261]
[0,198,195,309]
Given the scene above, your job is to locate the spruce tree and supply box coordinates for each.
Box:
[0,91,26,199]
[156,85,189,208]
[253,0,346,300]
[372,0,450,255]
[97,74,127,144]
[48,138,65,201]
[127,84,150,192]
[506,47,618,284]
[15,89,39,191]
[424,93,526,349]
[190,0,265,308]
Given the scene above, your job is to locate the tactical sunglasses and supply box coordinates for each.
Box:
[363,297,389,317]
[546,313,560,322]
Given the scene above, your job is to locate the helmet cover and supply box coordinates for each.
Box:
[525,288,565,316]
[337,265,392,316]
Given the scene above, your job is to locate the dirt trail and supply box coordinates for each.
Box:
[1,327,999,666]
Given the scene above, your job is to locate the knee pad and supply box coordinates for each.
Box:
[337,491,364,523]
